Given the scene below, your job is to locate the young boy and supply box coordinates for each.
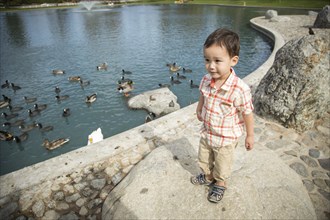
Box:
[191,28,254,203]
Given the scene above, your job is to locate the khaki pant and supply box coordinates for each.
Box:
[198,137,238,182]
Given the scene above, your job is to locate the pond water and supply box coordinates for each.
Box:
[0,4,309,175]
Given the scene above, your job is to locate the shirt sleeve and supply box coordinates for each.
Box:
[235,84,254,115]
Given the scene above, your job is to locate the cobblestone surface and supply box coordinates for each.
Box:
[0,13,329,220]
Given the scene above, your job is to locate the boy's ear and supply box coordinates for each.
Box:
[231,56,239,66]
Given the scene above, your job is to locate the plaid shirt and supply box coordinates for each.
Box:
[199,68,254,147]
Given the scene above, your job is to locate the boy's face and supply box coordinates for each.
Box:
[203,44,238,81]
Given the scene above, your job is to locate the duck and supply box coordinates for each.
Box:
[176,72,186,79]
[122,69,132,75]
[170,76,181,84]
[2,122,11,127]
[52,69,65,75]
[0,130,14,141]
[13,133,29,143]
[42,138,70,150]
[55,86,61,94]
[34,103,47,112]
[85,93,97,104]
[96,62,108,71]
[1,112,19,120]
[190,80,199,88]
[19,123,36,132]
[3,119,25,127]
[11,83,21,91]
[308,27,315,35]
[117,81,134,97]
[169,63,181,72]
[68,76,81,82]
[56,95,69,101]
[0,99,10,109]
[79,79,90,87]
[2,95,11,102]
[1,80,10,89]
[117,76,132,85]
[169,100,175,107]
[158,83,171,88]
[62,108,71,117]
[28,109,39,117]
[35,123,54,132]
[24,96,37,103]
[145,112,156,123]
[182,68,192,73]
[87,128,103,145]
[8,105,23,112]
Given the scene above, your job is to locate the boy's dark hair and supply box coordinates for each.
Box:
[204,28,240,57]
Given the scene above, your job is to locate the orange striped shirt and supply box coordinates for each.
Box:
[199,68,253,147]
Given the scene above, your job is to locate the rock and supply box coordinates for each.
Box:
[285,150,298,157]
[102,138,316,219]
[32,200,45,218]
[90,178,106,190]
[253,34,330,132]
[313,5,330,28]
[308,11,319,16]
[309,148,321,158]
[289,162,309,177]
[0,202,18,219]
[65,193,81,203]
[53,191,65,201]
[265,9,278,19]
[318,189,330,201]
[127,87,180,116]
[43,210,60,220]
[302,179,315,192]
[270,16,291,22]
[318,158,330,171]
[312,170,329,178]
[300,155,319,167]
[313,178,328,189]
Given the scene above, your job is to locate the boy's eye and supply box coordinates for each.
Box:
[204,58,210,62]
[215,60,222,63]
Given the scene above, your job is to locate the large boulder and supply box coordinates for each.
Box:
[313,5,330,28]
[265,10,278,19]
[253,34,330,132]
[128,87,180,116]
[102,138,316,219]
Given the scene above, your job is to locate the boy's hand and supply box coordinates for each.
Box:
[245,135,254,151]
[197,111,203,122]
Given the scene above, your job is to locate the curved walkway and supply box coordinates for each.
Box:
[0,14,329,220]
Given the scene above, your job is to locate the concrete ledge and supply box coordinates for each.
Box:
[243,16,285,88]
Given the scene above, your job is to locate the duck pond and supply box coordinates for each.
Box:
[0,4,310,175]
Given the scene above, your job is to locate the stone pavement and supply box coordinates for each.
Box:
[0,13,329,220]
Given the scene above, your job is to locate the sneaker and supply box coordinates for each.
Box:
[208,185,226,203]
[190,173,213,185]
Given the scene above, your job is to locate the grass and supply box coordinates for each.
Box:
[135,0,328,9]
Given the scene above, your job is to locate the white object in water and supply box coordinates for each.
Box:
[87,128,103,145]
